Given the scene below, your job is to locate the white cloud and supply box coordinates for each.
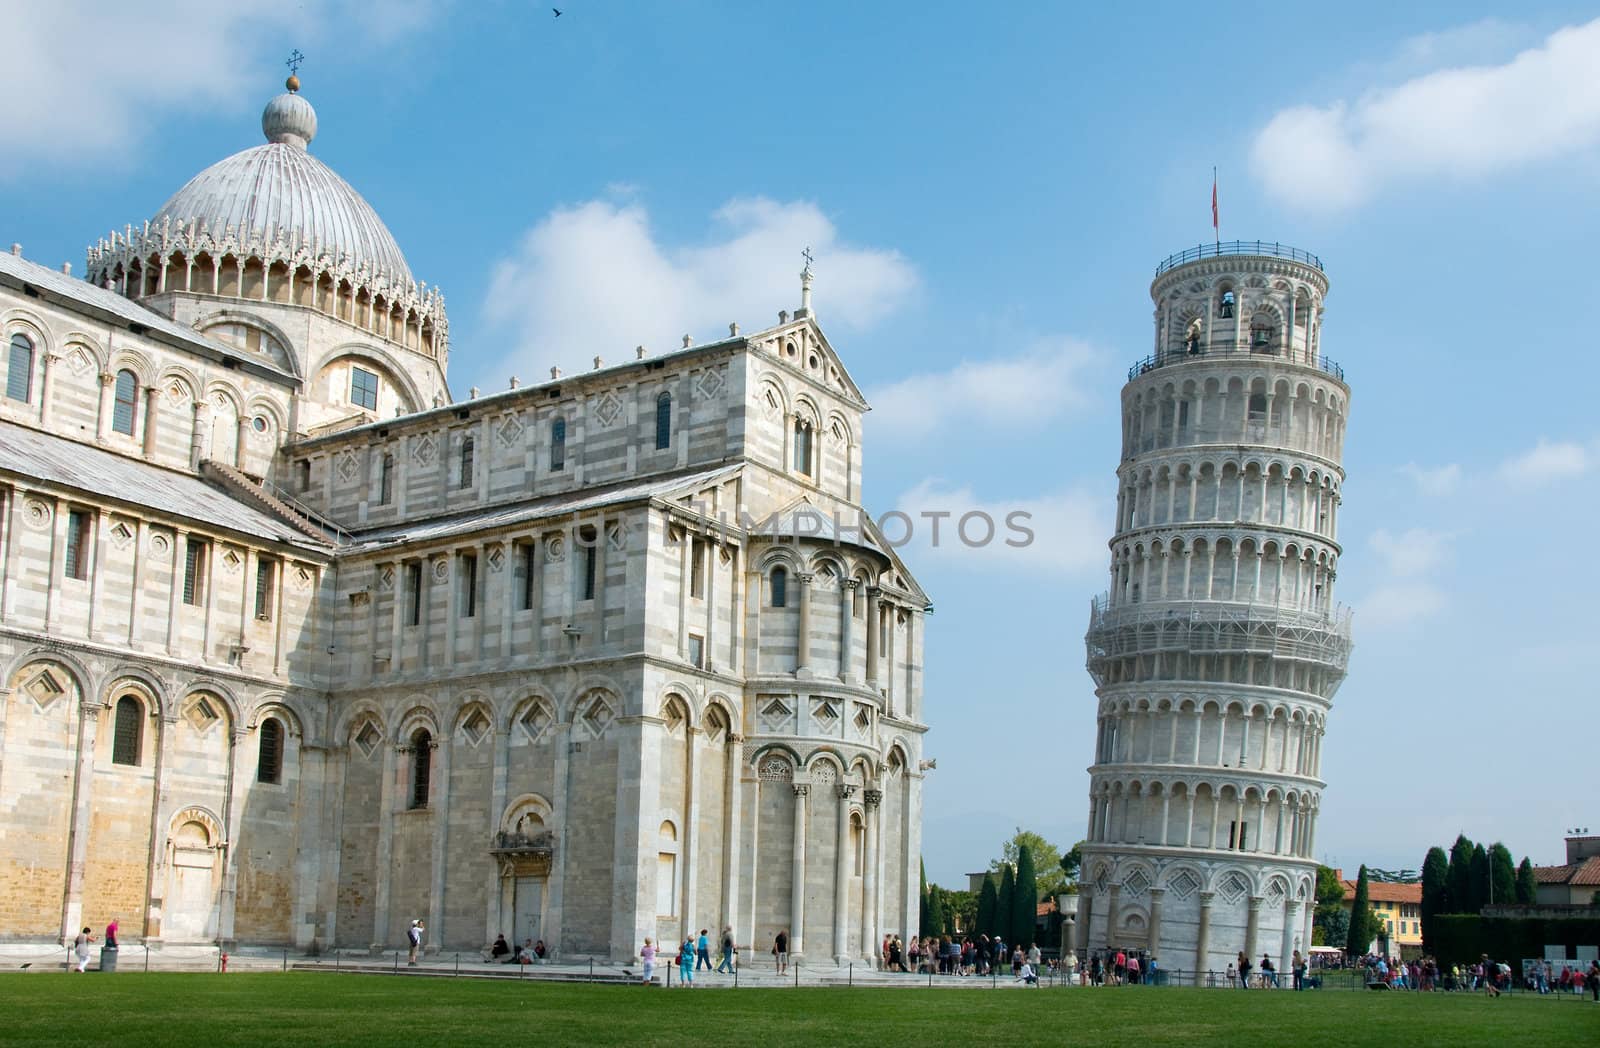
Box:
[1360,527,1453,628]
[1497,437,1592,484]
[1251,17,1600,210]
[1370,527,1452,578]
[865,338,1097,443]
[0,2,437,179]
[480,198,916,380]
[887,478,1108,577]
[1399,462,1462,497]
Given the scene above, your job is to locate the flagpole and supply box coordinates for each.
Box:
[1212,166,1219,250]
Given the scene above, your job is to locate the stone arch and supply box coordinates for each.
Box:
[560,673,626,722]
[500,793,554,835]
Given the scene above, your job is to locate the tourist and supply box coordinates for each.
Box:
[889,935,903,972]
[640,937,656,985]
[881,934,892,970]
[1016,959,1039,986]
[1026,942,1042,978]
[490,933,510,960]
[773,929,789,974]
[1126,953,1140,985]
[104,918,118,950]
[1147,955,1159,986]
[1011,944,1023,977]
[1585,959,1599,1001]
[907,935,920,973]
[695,928,711,971]
[1091,953,1103,986]
[73,927,93,973]
[1237,951,1252,988]
[1113,947,1126,984]
[1226,961,1238,988]
[407,919,424,965]
[533,939,547,960]
[1260,953,1277,988]
[679,934,696,986]
[1480,954,1500,998]
[716,926,735,973]
[1291,949,1305,990]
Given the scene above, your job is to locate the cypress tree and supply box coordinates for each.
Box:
[1013,845,1038,948]
[1515,858,1538,905]
[1346,865,1375,956]
[919,861,933,937]
[1420,846,1448,954]
[1469,844,1489,912]
[977,875,1000,937]
[1489,843,1516,907]
[998,864,1017,947]
[1445,834,1474,913]
[926,888,947,940]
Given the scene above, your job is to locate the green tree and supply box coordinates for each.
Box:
[1489,843,1516,907]
[1013,845,1038,947]
[1346,865,1377,955]
[925,887,947,939]
[1469,844,1489,912]
[1310,865,1346,946]
[944,888,976,934]
[1515,858,1537,905]
[995,829,1067,898]
[1445,834,1474,913]
[1315,907,1349,949]
[919,861,933,937]
[1060,840,1084,884]
[977,875,1000,937]
[1420,846,1449,954]
[997,863,1017,946]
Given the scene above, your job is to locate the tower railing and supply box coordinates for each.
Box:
[1155,241,1323,277]
[1085,596,1353,676]
[1127,341,1345,383]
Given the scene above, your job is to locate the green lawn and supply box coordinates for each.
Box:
[0,973,1592,1047]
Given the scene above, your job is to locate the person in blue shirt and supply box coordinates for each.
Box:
[696,929,711,970]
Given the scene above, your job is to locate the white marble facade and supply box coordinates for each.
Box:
[1078,244,1352,975]
[0,80,927,962]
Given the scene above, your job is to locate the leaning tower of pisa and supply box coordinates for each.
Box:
[1077,241,1353,978]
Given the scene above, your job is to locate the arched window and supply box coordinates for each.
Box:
[1218,289,1235,319]
[655,392,672,450]
[111,369,138,435]
[459,436,475,488]
[550,418,566,471]
[257,717,283,784]
[7,333,34,403]
[657,820,679,917]
[1250,317,1276,352]
[379,453,394,505]
[409,729,432,809]
[112,695,142,766]
[770,566,788,608]
[792,419,813,476]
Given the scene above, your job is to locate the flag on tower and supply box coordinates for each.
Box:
[1211,168,1219,245]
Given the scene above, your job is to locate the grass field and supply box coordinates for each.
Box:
[0,973,1593,1047]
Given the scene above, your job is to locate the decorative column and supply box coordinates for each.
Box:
[1147,887,1166,963]
[861,788,881,965]
[1281,897,1300,975]
[1195,891,1213,978]
[839,579,857,681]
[1076,885,1094,958]
[1244,896,1263,972]
[60,697,102,941]
[789,783,808,957]
[216,728,248,946]
[795,572,813,677]
[681,728,701,932]
[832,782,855,963]
[39,353,59,428]
[721,734,744,936]
[1104,883,1121,948]
[864,586,880,685]
[142,385,160,459]
[427,733,450,951]
[234,416,250,469]
[371,739,400,950]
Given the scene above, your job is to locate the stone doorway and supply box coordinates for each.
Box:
[164,813,220,941]
[513,876,543,947]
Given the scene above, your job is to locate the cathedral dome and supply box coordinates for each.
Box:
[149,82,412,283]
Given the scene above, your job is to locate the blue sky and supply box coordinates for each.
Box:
[8,1,1600,886]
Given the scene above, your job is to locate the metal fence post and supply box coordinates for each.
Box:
[849,962,853,988]
[665,963,671,988]
[795,962,799,988]
[283,948,288,972]
[454,952,459,976]
[589,958,594,981]
[393,951,399,972]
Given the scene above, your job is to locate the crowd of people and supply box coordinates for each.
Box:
[1352,952,1600,999]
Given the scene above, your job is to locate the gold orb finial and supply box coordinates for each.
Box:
[286,74,301,93]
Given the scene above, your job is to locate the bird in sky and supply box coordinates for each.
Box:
[553,7,562,15]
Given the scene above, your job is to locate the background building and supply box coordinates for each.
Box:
[1335,871,1422,957]
[1078,241,1353,974]
[0,78,929,962]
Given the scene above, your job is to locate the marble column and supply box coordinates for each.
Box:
[832,783,855,963]
[1147,887,1166,963]
[861,788,881,965]
[864,587,880,685]
[795,572,813,677]
[1244,896,1263,975]
[1104,884,1121,948]
[790,784,808,957]
[1195,891,1213,978]
[60,697,102,940]
[427,735,450,950]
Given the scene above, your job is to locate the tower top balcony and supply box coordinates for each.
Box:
[1154,241,1323,278]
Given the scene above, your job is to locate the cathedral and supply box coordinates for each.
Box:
[0,76,928,962]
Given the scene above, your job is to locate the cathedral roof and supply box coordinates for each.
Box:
[0,422,329,551]
[149,80,413,284]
